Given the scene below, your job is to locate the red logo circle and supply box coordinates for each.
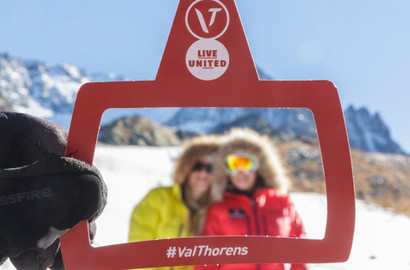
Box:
[185,0,229,39]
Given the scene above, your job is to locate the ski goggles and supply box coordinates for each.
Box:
[225,154,259,175]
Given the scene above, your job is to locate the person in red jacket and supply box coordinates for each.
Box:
[200,128,307,270]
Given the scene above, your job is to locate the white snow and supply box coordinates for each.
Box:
[2,145,410,269]
[13,102,53,118]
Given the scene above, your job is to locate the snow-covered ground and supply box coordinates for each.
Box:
[2,145,410,269]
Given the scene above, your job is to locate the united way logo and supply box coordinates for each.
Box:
[185,0,230,39]
[186,39,229,81]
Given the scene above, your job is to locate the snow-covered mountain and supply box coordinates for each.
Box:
[344,106,403,154]
[0,53,124,127]
[167,107,317,138]
[166,106,406,155]
[0,53,406,155]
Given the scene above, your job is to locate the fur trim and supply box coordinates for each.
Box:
[210,128,290,203]
[172,134,221,185]
[172,134,221,235]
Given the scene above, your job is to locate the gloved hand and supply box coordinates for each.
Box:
[0,112,107,270]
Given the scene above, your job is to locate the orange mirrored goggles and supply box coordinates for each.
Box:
[225,154,259,174]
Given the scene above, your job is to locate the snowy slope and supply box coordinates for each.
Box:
[3,145,409,269]
[92,146,410,270]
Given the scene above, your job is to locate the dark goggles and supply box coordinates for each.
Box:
[192,162,213,173]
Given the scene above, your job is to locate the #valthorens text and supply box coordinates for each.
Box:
[166,245,248,259]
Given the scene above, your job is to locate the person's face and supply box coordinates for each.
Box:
[187,158,213,197]
[225,153,258,192]
[230,171,257,192]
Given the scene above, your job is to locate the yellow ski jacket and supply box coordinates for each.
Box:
[129,184,194,270]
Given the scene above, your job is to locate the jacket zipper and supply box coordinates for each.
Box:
[251,199,260,235]
[262,214,268,236]
[251,199,261,270]
[170,224,185,270]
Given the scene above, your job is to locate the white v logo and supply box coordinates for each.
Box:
[195,8,209,33]
[195,8,223,34]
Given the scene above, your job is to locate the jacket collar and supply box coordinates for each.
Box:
[224,187,278,200]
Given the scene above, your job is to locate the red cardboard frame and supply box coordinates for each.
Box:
[60,0,355,269]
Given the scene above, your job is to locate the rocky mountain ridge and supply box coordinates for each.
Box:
[0,52,406,155]
[1,53,409,217]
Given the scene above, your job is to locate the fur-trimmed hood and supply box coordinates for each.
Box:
[172,134,221,185]
[210,128,289,203]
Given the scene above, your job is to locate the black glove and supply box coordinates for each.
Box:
[0,112,107,270]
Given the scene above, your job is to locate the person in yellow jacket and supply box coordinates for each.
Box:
[128,134,221,269]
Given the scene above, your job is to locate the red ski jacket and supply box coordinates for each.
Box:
[198,188,307,270]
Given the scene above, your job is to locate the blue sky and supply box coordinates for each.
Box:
[0,0,409,152]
